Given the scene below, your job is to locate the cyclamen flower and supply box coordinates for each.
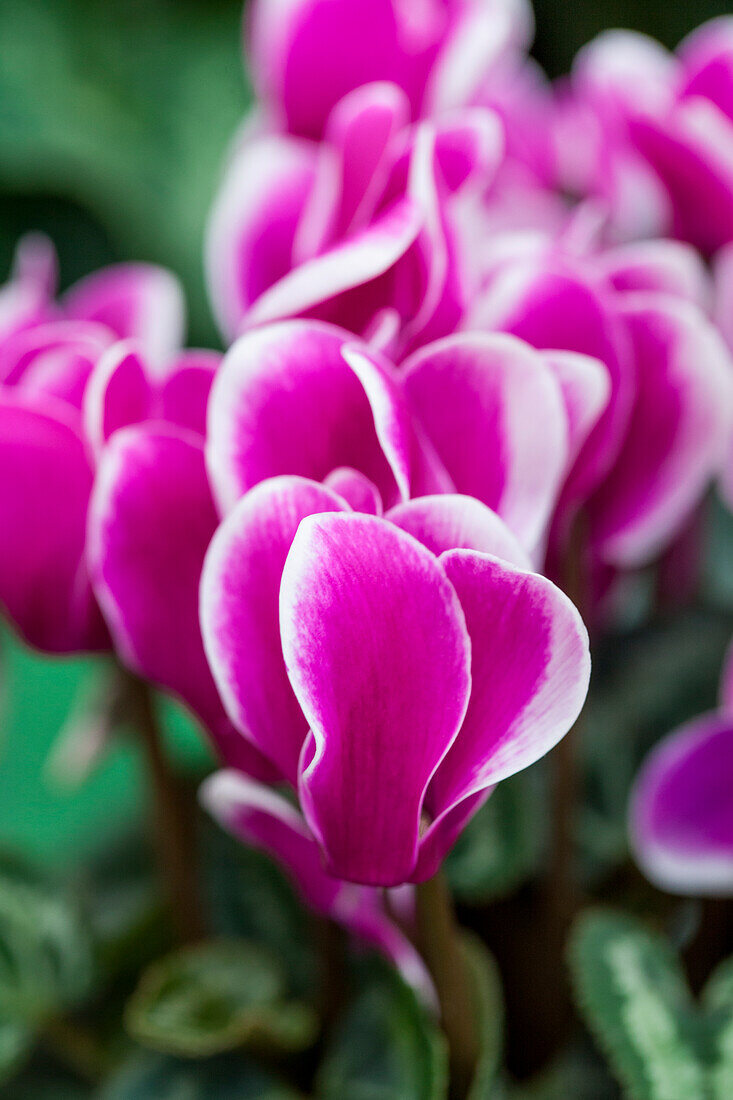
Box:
[469,233,733,572]
[247,0,534,141]
[559,18,733,253]
[205,319,600,558]
[207,79,504,358]
[630,644,733,895]
[200,475,590,887]
[0,239,186,653]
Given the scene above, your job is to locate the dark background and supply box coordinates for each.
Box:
[0,0,729,865]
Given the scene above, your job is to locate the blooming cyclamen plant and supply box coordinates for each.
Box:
[2,1,733,1097]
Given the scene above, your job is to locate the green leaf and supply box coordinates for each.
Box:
[462,934,504,1100]
[100,1051,302,1100]
[0,857,95,1024]
[0,1013,32,1085]
[445,769,546,903]
[568,909,706,1100]
[703,956,733,1099]
[125,940,318,1058]
[579,609,733,881]
[203,824,319,999]
[316,954,448,1100]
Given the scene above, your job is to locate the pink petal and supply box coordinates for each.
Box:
[248,0,421,139]
[0,320,112,390]
[242,197,423,331]
[596,239,712,307]
[200,476,350,783]
[63,264,185,371]
[83,343,152,456]
[543,350,610,468]
[88,424,273,777]
[200,769,434,1001]
[282,512,471,886]
[206,135,318,340]
[0,393,104,652]
[417,549,589,877]
[386,494,530,566]
[295,82,410,260]
[473,261,635,507]
[159,350,220,439]
[589,295,733,568]
[630,715,733,895]
[206,321,413,513]
[323,468,383,514]
[403,332,568,551]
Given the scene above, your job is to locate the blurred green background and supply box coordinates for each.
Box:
[0,0,730,868]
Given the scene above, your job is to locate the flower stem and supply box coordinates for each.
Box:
[549,512,589,924]
[416,871,477,1099]
[125,672,204,942]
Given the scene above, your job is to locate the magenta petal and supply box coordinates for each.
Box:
[543,351,610,467]
[158,350,220,439]
[88,424,272,776]
[243,197,423,330]
[200,476,351,783]
[249,0,412,140]
[0,320,112,390]
[206,321,413,512]
[83,343,152,456]
[282,513,471,886]
[474,262,635,507]
[589,295,733,568]
[206,136,318,339]
[64,264,185,370]
[403,333,568,551]
[422,550,589,858]
[200,769,433,1001]
[297,81,410,257]
[630,716,733,895]
[0,394,104,652]
[597,239,712,307]
[630,102,733,255]
[323,468,383,514]
[386,495,530,566]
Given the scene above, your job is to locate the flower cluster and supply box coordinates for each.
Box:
[3,0,733,990]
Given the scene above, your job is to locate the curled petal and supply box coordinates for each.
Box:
[0,394,104,652]
[543,350,610,468]
[200,476,350,783]
[200,769,433,1001]
[630,716,733,895]
[472,262,634,507]
[324,468,383,514]
[596,239,712,308]
[386,494,530,566]
[248,0,432,139]
[88,424,273,777]
[283,512,471,886]
[426,0,534,113]
[0,320,111,391]
[243,197,423,331]
[206,136,317,339]
[83,343,152,456]
[630,100,733,255]
[159,350,220,439]
[206,321,413,512]
[63,263,185,371]
[296,81,410,259]
[403,332,568,551]
[418,549,590,876]
[589,295,733,568]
